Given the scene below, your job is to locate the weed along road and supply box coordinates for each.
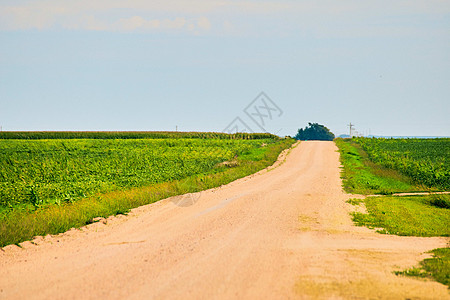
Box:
[0,141,448,299]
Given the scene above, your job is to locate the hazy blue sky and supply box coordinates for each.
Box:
[1,1,449,137]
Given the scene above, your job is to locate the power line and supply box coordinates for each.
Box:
[347,122,354,137]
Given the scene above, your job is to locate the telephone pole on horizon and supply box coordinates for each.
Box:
[348,122,354,137]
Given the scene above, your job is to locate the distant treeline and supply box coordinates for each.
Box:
[0,131,279,140]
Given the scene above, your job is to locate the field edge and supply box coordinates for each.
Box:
[0,138,295,248]
[337,138,450,289]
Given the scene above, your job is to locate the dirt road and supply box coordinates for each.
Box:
[1,141,448,299]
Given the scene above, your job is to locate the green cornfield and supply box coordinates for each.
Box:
[353,137,450,190]
[0,131,277,140]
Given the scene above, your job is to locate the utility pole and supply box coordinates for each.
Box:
[176,125,178,132]
[348,122,354,137]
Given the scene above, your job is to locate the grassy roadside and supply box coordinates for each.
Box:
[394,248,450,288]
[0,138,295,247]
[337,138,450,288]
[335,139,426,195]
[348,194,450,237]
[348,194,450,288]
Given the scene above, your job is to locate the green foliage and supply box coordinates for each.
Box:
[0,138,294,247]
[335,139,421,194]
[430,194,450,209]
[338,137,450,288]
[0,131,278,140]
[421,248,450,287]
[346,198,364,206]
[395,248,450,288]
[350,195,450,237]
[294,123,335,141]
[394,267,428,278]
[0,138,280,211]
[353,137,450,190]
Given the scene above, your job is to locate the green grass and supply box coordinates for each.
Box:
[338,138,450,288]
[394,248,450,288]
[335,139,425,194]
[430,194,450,209]
[350,194,450,236]
[346,198,364,206]
[0,138,294,247]
[348,194,450,288]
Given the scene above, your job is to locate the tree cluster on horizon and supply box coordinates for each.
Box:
[295,123,335,141]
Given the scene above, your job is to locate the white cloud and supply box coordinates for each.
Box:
[77,15,109,31]
[197,17,211,30]
[0,5,62,30]
[0,0,448,36]
[0,1,212,33]
[187,23,195,31]
[161,17,186,29]
[116,16,147,31]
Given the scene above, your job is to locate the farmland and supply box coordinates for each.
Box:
[336,138,450,194]
[2,141,448,298]
[353,137,450,190]
[338,137,450,288]
[0,131,276,140]
[0,133,294,246]
[0,134,284,213]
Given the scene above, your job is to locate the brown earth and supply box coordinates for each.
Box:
[0,141,448,299]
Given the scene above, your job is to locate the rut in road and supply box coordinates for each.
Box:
[0,141,448,299]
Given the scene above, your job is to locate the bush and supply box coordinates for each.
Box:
[294,123,335,141]
[430,194,450,209]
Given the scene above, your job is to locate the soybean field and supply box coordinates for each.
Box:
[353,137,450,190]
[0,135,283,213]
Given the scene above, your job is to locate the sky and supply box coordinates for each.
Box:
[0,0,449,137]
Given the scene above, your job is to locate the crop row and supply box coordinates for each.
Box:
[0,138,274,211]
[0,131,278,140]
[353,138,450,190]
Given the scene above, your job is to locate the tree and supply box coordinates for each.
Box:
[295,123,335,141]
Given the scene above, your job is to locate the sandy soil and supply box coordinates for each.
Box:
[0,141,448,299]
